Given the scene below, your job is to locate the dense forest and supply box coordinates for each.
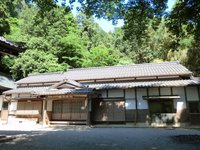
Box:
[0,0,200,80]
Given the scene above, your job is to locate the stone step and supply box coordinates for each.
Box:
[49,121,87,126]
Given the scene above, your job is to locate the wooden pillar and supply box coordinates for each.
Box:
[170,87,173,95]
[106,90,108,98]
[184,87,188,107]
[135,88,138,125]
[184,86,190,124]
[42,99,47,126]
[123,89,127,122]
[86,95,91,125]
[158,87,161,96]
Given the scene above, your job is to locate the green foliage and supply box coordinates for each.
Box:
[187,45,200,75]
[12,49,67,79]
[59,32,84,68]
[0,1,10,35]
[82,44,119,67]
[1,0,200,78]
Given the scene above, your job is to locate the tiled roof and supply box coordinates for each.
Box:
[16,62,192,84]
[34,88,92,95]
[16,72,66,84]
[66,61,192,81]
[4,86,92,95]
[86,79,200,89]
[3,86,49,94]
[5,79,199,95]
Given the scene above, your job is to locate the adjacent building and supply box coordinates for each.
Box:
[0,36,23,123]
[3,61,200,127]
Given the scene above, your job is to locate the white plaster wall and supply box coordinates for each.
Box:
[137,88,148,109]
[11,93,18,98]
[47,100,52,111]
[186,86,199,101]
[172,87,185,101]
[108,89,123,98]
[125,89,135,99]
[160,87,171,95]
[9,101,17,111]
[19,93,31,98]
[174,99,186,110]
[148,88,159,96]
[125,99,136,109]
[0,95,3,110]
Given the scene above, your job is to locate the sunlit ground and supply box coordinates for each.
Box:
[0,126,200,150]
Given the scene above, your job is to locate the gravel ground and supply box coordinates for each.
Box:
[0,127,200,150]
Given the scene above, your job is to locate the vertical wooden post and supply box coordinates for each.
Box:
[184,86,190,124]
[146,88,151,125]
[158,87,161,96]
[184,87,188,107]
[135,88,138,125]
[106,90,108,98]
[170,87,173,95]
[42,99,47,126]
[86,95,91,125]
[123,89,126,122]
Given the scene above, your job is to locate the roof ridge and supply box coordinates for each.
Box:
[68,61,180,71]
[28,72,65,77]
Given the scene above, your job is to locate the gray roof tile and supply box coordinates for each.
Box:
[4,86,92,95]
[5,79,199,95]
[16,61,192,84]
[86,79,200,89]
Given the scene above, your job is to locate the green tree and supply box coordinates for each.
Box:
[12,49,66,79]
[82,44,119,67]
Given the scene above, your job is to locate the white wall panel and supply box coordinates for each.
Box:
[47,100,52,111]
[137,88,148,109]
[11,94,18,98]
[19,93,31,98]
[172,87,185,101]
[174,100,186,110]
[186,86,199,101]
[108,89,123,97]
[125,89,135,99]
[148,88,159,96]
[160,87,171,95]
[9,101,17,111]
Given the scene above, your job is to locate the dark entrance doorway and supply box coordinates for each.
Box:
[92,100,125,123]
[52,99,87,121]
[148,99,174,124]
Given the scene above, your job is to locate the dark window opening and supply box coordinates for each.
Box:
[149,99,173,114]
[2,102,9,110]
[189,102,200,113]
